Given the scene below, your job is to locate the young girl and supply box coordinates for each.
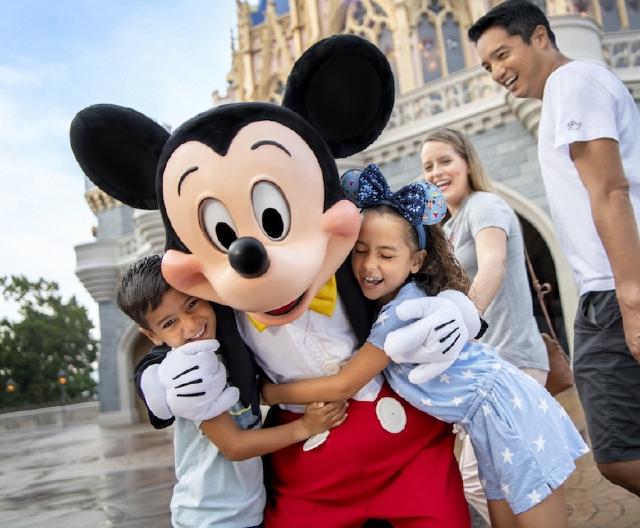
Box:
[263,164,588,528]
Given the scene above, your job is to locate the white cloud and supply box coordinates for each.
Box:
[0,64,43,86]
[0,1,238,335]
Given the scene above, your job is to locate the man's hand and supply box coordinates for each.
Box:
[571,138,640,363]
[619,296,640,362]
[301,401,349,436]
[157,339,240,421]
[384,291,480,384]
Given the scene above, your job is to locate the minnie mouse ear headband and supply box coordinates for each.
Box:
[341,163,447,249]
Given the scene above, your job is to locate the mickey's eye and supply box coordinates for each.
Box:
[251,181,290,241]
[199,198,238,252]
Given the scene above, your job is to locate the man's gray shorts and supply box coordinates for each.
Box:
[573,290,640,463]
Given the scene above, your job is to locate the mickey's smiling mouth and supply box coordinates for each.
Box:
[265,293,305,316]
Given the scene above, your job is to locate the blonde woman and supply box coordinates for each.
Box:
[421,128,549,525]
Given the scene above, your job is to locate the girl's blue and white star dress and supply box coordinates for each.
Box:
[371,283,588,514]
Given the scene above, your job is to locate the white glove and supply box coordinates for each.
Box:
[384,295,469,384]
[157,339,240,422]
[140,363,173,420]
[437,289,481,339]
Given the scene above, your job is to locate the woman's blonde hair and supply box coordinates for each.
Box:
[422,128,493,192]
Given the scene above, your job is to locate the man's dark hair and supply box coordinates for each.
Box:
[468,0,557,49]
[116,254,170,329]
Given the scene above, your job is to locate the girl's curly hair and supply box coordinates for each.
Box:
[415,223,471,296]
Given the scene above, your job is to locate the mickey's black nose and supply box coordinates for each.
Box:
[228,237,270,278]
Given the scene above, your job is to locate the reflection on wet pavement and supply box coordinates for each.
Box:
[1,391,639,528]
[0,423,174,527]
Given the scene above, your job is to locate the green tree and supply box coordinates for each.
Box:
[0,276,98,409]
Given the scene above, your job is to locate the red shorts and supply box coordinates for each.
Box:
[265,383,469,528]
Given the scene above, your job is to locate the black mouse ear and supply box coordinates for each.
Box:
[282,34,394,159]
[70,104,170,210]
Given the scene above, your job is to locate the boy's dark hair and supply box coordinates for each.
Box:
[116,254,171,329]
[468,0,557,49]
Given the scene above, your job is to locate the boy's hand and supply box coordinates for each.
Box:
[301,401,348,436]
[158,339,240,421]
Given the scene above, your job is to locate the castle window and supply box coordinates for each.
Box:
[626,0,640,29]
[344,0,398,89]
[599,0,622,31]
[413,0,466,84]
[443,13,464,74]
[418,14,441,82]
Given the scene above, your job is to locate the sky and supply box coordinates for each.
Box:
[0,0,241,335]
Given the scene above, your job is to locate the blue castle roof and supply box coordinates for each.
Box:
[250,0,290,26]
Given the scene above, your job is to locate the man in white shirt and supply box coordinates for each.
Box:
[469,0,640,497]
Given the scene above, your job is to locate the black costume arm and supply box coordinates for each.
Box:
[475,317,489,339]
[134,344,174,429]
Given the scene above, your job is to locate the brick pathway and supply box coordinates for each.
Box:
[557,387,640,528]
[0,388,637,527]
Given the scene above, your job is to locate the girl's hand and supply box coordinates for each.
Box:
[301,401,349,436]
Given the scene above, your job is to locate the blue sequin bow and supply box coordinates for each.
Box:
[340,163,447,249]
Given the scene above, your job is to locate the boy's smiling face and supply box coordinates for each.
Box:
[140,288,217,348]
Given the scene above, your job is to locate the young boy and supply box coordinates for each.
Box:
[116,255,347,528]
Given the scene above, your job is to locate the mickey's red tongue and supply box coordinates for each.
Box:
[266,295,302,316]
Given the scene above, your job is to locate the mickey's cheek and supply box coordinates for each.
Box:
[321,200,362,238]
[161,250,222,302]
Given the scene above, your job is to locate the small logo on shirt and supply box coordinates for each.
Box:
[567,120,582,130]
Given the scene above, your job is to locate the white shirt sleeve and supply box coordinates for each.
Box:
[467,192,512,239]
[548,65,620,149]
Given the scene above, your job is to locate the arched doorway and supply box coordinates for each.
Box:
[132,334,156,424]
[116,323,156,424]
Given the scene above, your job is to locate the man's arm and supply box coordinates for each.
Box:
[200,400,348,460]
[263,343,390,405]
[570,138,640,361]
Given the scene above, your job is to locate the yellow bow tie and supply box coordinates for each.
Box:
[247,275,337,332]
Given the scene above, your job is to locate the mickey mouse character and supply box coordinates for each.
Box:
[71,35,478,527]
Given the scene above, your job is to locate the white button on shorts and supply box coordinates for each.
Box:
[303,430,329,451]
[376,397,407,433]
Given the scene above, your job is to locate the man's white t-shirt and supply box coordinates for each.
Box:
[538,60,640,295]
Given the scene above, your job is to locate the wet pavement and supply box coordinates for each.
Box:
[0,422,175,527]
[0,388,638,527]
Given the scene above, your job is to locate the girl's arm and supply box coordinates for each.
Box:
[200,400,347,461]
[263,342,390,405]
[468,227,507,314]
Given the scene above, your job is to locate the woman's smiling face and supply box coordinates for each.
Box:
[421,140,471,213]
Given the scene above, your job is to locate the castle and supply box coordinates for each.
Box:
[75,0,640,424]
